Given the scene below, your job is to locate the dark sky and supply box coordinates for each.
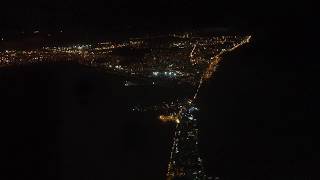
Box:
[0,0,316,33]
[0,1,317,180]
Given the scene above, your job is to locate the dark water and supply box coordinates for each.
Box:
[1,35,314,180]
[0,62,178,180]
[197,36,314,180]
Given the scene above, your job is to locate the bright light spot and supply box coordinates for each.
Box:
[159,114,180,124]
[124,81,129,86]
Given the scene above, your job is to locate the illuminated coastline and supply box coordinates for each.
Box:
[0,32,251,180]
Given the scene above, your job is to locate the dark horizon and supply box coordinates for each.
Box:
[0,0,316,33]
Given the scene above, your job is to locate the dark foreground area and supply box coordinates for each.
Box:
[0,62,174,180]
[0,33,315,180]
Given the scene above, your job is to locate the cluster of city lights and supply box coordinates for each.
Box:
[0,33,251,87]
[0,32,251,180]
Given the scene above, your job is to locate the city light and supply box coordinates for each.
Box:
[159,114,180,123]
[0,34,251,87]
[0,32,251,180]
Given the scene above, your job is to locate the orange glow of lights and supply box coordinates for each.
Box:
[159,114,180,123]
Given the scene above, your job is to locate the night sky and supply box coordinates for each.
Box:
[0,0,316,180]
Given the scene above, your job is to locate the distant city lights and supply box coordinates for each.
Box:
[0,32,251,180]
[0,33,250,87]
